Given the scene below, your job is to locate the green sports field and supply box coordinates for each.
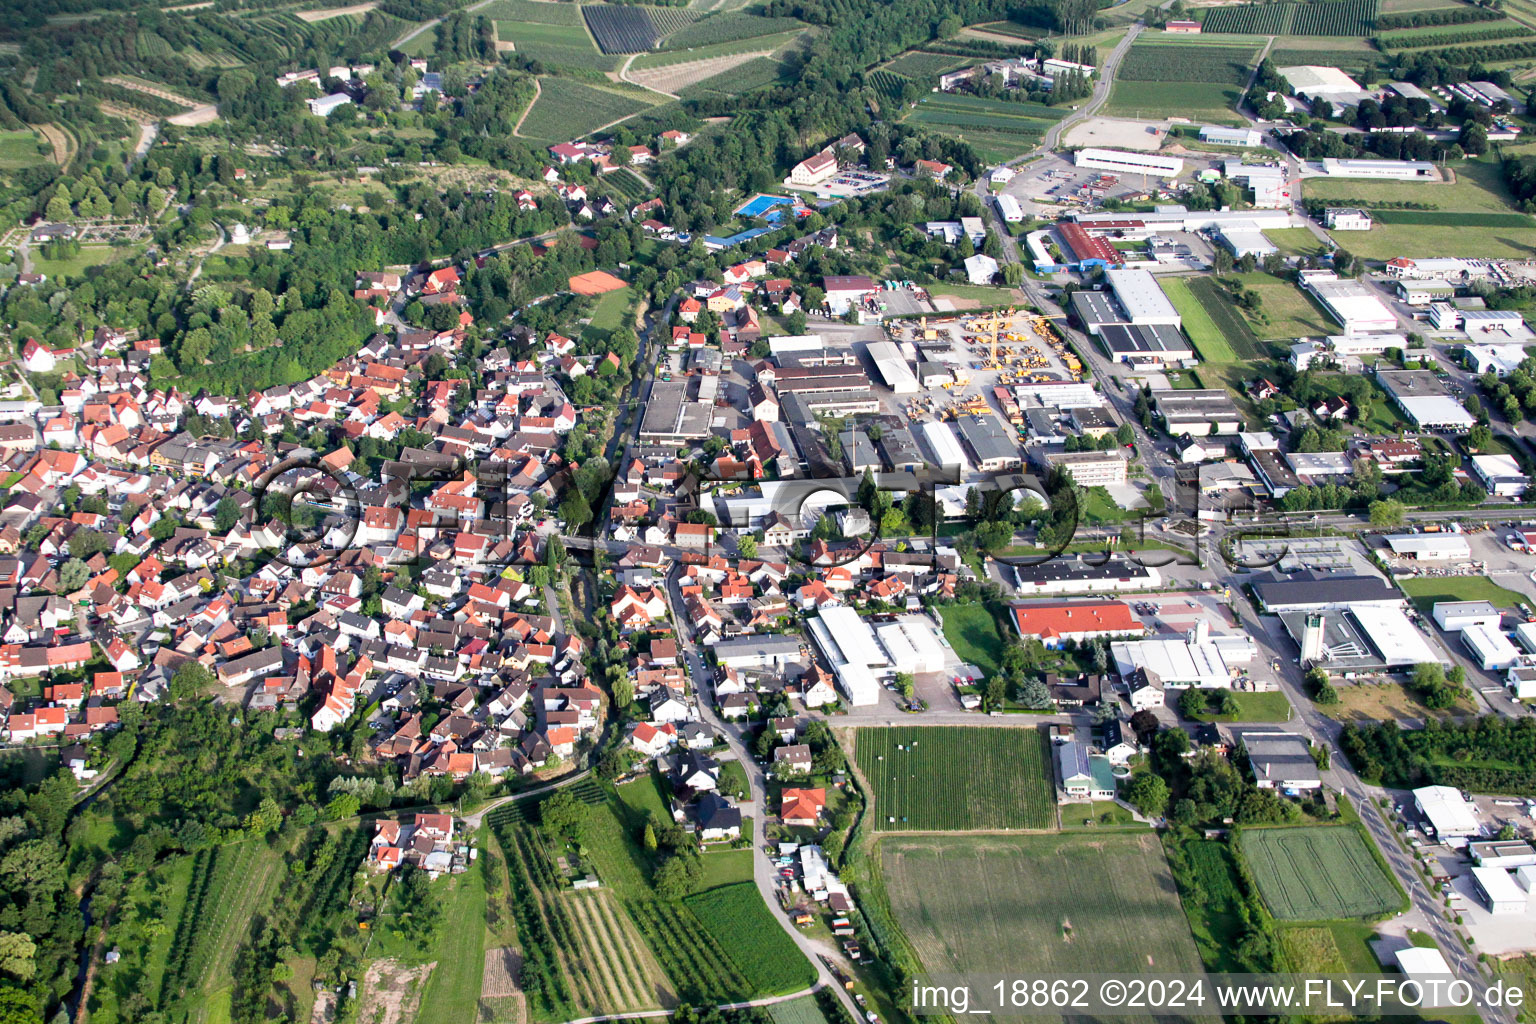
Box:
[855,726,1055,831]
[1240,826,1404,920]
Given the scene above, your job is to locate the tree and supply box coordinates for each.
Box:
[894,672,916,702]
[214,497,244,533]
[56,558,88,593]
[1019,677,1052,709]
[170,661,215,702]
[1125,771,1169,817]
[0,933,35,981]
[737,535,757,559]
[561,490,592,530]
[1211,246,1235,275]
[540,791,590,844]
[1368,499,1406,528]
[1116,422,1134,447]
[1129,709,1159,741]
[1178,688,1206,719]
[1467,423,1494,453]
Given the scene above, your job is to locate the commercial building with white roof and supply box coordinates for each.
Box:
[1472,454,1529,497]
[1279,65,1362,98]
[1463,622,1522,672]
[1106,269,1182,329]
[1316,158,1438,180]
[1074,148,1184,179]
[1432,600,1501,632]
[1472,865,1528,914]
[865,340,918,394]
[1413,784,1480,838]
[875,620,947,675]
[806,606,888,706]
[919,420,968,472]
[1376,369,1478,432]
[1301,271,1397,335]
[1385,534,1473,562]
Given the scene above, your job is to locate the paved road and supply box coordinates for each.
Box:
[1230,600,1507,1020]
[1038,23,1143,155]
[661,566,866,1024]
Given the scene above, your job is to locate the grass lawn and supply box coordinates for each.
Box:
[582,285,634,347]
[880,833,1204,985]
[33,245,129,282]
[1103,80,1247,124]
[716,758,750,801]
[1301,159,1536,259]
[855,726,1056,831]
[1278,920,1383,972]
[1227,271,1336,340]
[1187,690,1296,723]
[416,845,490,1024]
[697,847,753,890]
[1059,800,1142,829]
[1320,679,1478,723]
[1240,825,1405,920]
[1263,227,1329,258]
[1162,276,1239,363]
[1399,574,1535,612]
[938,601,1005,676]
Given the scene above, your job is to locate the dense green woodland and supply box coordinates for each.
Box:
[1341,717,1536,793]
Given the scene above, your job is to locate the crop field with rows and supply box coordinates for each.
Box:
[1202,0,1379,34]
[484,0,584,24]
[497,20,620,69]
[1240,826,1404,920]
[882,50,975,80]
[856,726,1056,831]
[658,11,804,48]
[584,5,658,53]
[683,884,816,995]
[674,56,790,99]
[1118,42,1261,83]
[518,80,654,140]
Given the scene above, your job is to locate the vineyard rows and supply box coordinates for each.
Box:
[659,11,804,49]
[584,5,658,53]
[1201,0,1379,35]
[1118,42,1260,83]
[674,56,789,99]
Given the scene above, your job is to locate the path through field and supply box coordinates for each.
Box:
[626,50,774,97]
[511,78,542,137]
[297,1,378,21]
[30,123,73,168]
[168,105,220,127]
[392,0,498,50]
[103,76,200,109]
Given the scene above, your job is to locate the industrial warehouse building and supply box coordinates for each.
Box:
[1300,271,1397,335]
[1105,269,1182,330]
[1150,389,1243,435]
[805,606,888,706]
[1413,784,1481,838]
[1010,600,1146,648]
[1384,534,1473,562]
[1375,369,1478,432]
[1098,322,1194,368]
[1009,555,1160,595]
[1237,728,1321,790]
[1074,148,1185,179]
[1433,601,1501,632]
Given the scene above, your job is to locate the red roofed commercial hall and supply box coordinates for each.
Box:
[1010,600,1145,648]
[1057,222,1125,268]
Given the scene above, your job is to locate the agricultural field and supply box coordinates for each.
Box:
[1164,835,1250,972]
[484,0,584,25]
[630,28,804,68]
[906,94,1059,163]
[584,5,658,53]
[855,726,1056,831]
[669,55,789,99]
[1106,41,1256,123]
[882,50,975,80]
[683,884,816,995]
[518,80,656,142]
[1224,271,1336,340]
[1301,160,1536,258]
[1377,18,1532,49]
[1263,226,1329,257]
[416,853,492,1024]
[1179,275,1267,359]
[1240,826,1404,921]
[0,129,51,170]
[1117,42,1261,83]
[1269,45,1382,68]
[1202,0,1380,35]
[496,20,620,70]
[880,834,1204,987]
[658,11,804,49]
[1160,276,1240,363]
[769,995,830,1024]
[937,601,1004,677]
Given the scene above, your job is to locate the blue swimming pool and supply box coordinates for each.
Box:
[735,193,797,219]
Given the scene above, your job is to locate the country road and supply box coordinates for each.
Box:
[1036,22,1143,156]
